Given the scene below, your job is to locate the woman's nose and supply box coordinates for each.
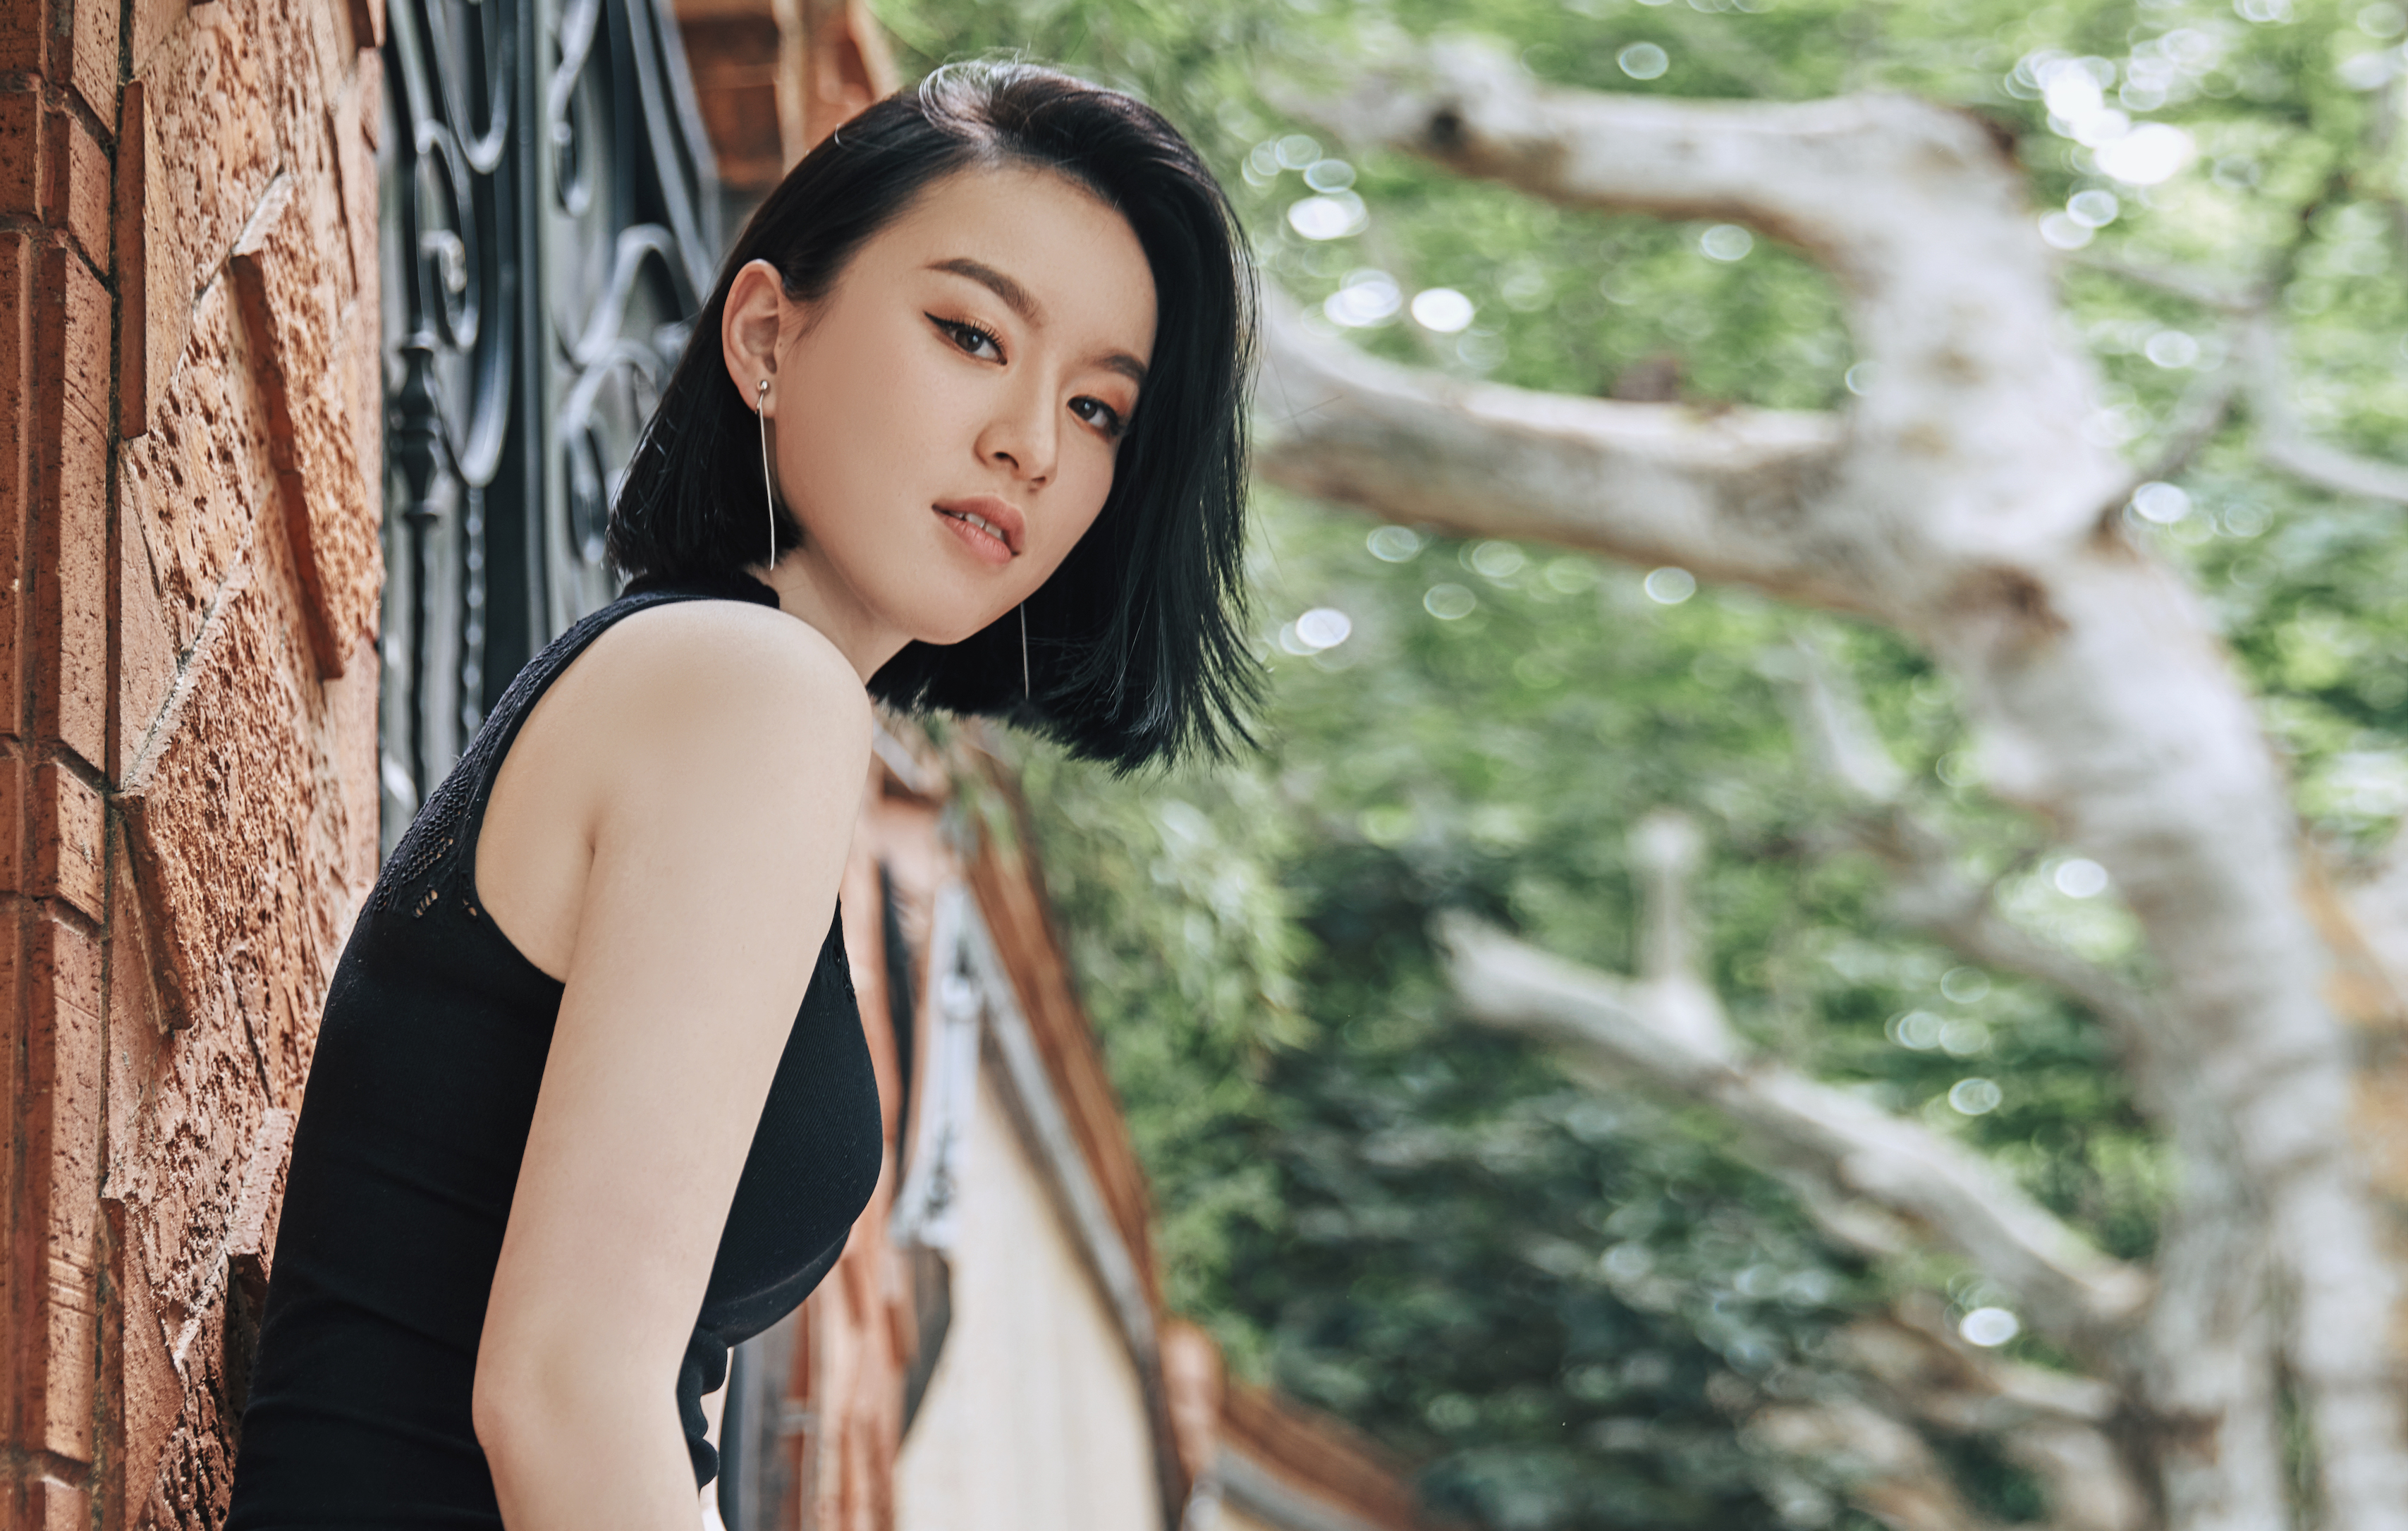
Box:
[978,383,1057,486]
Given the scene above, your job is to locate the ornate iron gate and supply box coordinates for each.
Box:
[377,0,723,848]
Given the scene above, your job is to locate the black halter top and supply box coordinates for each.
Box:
[226,571,884,1526]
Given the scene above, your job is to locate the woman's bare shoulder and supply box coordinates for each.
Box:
[561,597,872,769]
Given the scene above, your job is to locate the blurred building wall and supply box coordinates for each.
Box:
[891,1071,1166,1531]
[673,0,891,235]
[0,0,386,1520]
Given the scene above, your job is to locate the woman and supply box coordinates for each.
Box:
[225,60,1257,1529]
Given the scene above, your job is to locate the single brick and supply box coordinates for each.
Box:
[0,89,38,219]
[27,247,110,769]
[0,743,22,892]
[37,1479,91,1531]
[64,0,120,124]
[0,0,39,74]
[99,1191,178,1531]
[44,110,111,274]
[0,232,25,740]
[24,915,104,1462]
[114,78,152,438]
[0,919,16,1439]
[31,761,102,919]
[99,871,163,1171]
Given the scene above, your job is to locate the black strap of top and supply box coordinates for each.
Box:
[369,571,784,925]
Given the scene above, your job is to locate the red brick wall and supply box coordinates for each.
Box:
[0,0,384,1517]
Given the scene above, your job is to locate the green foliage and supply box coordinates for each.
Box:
[885,0,2408,1525]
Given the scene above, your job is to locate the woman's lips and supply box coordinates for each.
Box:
[932,495,1024,568]
[935,505,1016,566]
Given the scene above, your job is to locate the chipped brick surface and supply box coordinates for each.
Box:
[356,45,381,150]
[330,73,373,312]
[120,555,362,1084]
[130,6,276,427]
[114,506,178,781]
[128,0,189,83]
[117,279,274,750]
[231,176,381,676]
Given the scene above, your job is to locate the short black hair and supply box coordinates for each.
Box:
[605,60,1261,771]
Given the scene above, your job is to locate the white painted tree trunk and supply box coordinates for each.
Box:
[1258,43,2408,1530]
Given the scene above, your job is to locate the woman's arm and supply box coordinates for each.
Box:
[470,602,872,1531]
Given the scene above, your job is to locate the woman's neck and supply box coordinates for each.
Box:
[752,551,913,683]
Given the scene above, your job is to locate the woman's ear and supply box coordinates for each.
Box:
[721,260,789,407]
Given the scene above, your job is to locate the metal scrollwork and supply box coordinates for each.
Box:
[377,0,721,852]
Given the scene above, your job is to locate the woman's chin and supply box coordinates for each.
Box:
[910,612,1013,650]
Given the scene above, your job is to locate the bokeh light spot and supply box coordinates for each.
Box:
[1410,287,1476,333]
[1949,1078,2004,1115]
[1960,1307,2021,1346]
[2053,858,2111,898]
[1424,583,1477,620]
[1618,42,1670,80]
[1644,567,1698,604]
[1294,607,1353,649]
[1288,192,1367,240]
[1324,269,1400,327]
[1302,158,1355,192]
[1275,133,1321,170]
[1699,224,1754,262]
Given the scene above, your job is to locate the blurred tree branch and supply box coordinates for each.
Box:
[1434,811,2158,1530]
[1431,840,2151,1358]
[2072,202,2408,509]
[1256,287,1862,611]
[1260,39,2391,1530]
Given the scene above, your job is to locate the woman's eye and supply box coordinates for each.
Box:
[1072,397,1129,438]
[933,315,1003,361]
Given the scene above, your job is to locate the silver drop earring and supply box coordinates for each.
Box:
[755,378,775,573]
[1019,603,1030,700]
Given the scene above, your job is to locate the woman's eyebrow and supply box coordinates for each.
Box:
[927,257,1041,324]
[927,255,1148,386]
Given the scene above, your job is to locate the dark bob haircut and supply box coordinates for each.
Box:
[604,59,1261,772]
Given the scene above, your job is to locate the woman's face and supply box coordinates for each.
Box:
[724,164,1159,664]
